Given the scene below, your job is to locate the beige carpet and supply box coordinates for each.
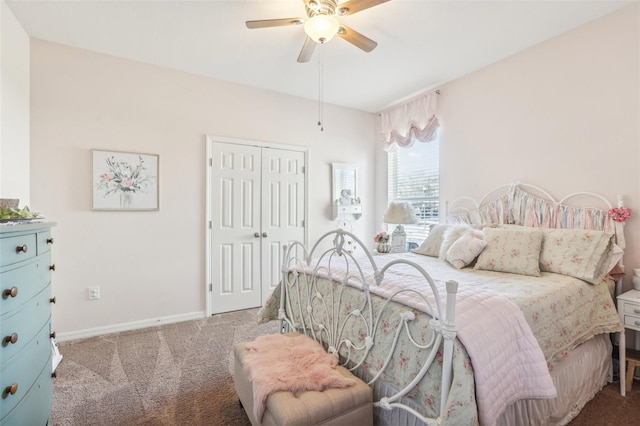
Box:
[51,310,640,425]
[51,309,278,426]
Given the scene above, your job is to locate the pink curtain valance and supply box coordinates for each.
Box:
[379,92,440,152]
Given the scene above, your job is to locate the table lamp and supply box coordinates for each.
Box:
[383,202,417,253]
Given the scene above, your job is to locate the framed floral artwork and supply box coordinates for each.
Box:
[91,149,159,210]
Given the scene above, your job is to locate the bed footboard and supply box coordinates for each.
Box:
[277,229,458,425]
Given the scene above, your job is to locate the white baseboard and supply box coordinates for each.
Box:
[56,311,206,342]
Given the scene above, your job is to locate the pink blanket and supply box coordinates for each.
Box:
[243,333,356,422]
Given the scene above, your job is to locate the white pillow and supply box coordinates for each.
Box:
[475,228,544,276]
[439,225,478,259]
[412,224,448,257]
[445,234,487,269]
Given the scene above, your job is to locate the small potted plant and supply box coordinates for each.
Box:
[374,231,391,253]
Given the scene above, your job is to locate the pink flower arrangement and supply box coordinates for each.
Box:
[374,231,390,243]
[609,207,632,222]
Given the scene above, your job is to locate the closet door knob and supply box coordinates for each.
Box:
[16,244,27,253]
[3,383,18,398]
[3,333,18,345]
[254,232,261,238]
[2,287,18,299]
[262,232,268,238]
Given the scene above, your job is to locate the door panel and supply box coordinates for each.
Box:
[210,142,262,314]
[261,148,305,303]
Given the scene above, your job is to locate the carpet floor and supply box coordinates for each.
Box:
[51,310,640,425]
[50,309,277,426]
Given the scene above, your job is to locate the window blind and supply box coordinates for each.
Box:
[387,140,439,244]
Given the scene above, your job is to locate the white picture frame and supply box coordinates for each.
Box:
[91,149,159,211]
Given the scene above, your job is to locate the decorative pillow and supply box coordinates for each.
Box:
[439,225,478,259]
[475,228,544,276]
[539,228,615,284]
[411,224,448,257]
[445,233,487,269]
[607,243,624,276]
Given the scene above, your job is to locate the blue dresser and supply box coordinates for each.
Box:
[0,222,56,425]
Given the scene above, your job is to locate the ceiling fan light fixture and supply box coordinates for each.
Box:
[304,14,340,43]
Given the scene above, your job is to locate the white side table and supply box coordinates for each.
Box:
[616,289,640,395]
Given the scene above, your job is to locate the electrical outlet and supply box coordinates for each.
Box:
[88,287,100,300]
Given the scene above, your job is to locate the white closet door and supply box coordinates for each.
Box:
[208,140,307,314]
[210,142,262,314]
[261,148,305,304]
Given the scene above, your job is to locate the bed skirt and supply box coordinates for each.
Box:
[497,333,612,426]
[354,333,611,426]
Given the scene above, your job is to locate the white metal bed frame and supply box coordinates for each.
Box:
[445,181,615,214]
[273,181,625,425]
[278,229,458,425]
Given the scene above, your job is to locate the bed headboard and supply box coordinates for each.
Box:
[445,182,629,249]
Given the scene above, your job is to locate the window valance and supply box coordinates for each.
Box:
[379,92,440,152]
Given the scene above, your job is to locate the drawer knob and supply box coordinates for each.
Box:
[2,287,18,299]
[47,237,54,245]
[50,332,56,339]
[52,372,57,379]
[2,383,18,398]
[2,333,18,346]
[49,264,56,271]
[15,244,28,254]
[634,320,640,327]
[634,308,640,314]
[50,296,57,304]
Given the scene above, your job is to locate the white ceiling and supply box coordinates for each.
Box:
[6,0,634,112]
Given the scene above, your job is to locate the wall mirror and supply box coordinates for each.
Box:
[332,163,359,205]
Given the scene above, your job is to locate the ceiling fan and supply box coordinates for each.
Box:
[246,0,389,63]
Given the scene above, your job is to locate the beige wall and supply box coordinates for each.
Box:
[28,3,640,339]
[435,4,639,292]
[0,0,30,204]
[30,40,375,337]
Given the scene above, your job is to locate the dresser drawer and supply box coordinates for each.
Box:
[624,315,640,330]
[0,284,51,363]
[0,322,51,419]
[36,230,53,256]
[0,234,36,267]
[0,359,52,425]
[0,256,51,316]
[623,302,640,317]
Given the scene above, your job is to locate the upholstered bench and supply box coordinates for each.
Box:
[233,337,373,426]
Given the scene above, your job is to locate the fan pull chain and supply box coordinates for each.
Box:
[318,46,324,132]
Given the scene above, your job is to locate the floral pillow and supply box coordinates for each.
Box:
[539,228,614,284]
[475,228,544,276]
[412,224,448,257]
[445,233,487,269]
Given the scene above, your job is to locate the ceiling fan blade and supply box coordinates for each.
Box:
[297,36,317,63]
[337,25,377,52]
[246,18,304,29]
[336,0,390,16]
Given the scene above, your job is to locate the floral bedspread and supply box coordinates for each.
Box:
[258,252,622,425]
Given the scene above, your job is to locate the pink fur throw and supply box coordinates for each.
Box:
[244,333,356,422]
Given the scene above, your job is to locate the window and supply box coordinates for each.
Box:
[387,139,439,244]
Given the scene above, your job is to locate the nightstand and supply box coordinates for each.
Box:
[616,289,640,396]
